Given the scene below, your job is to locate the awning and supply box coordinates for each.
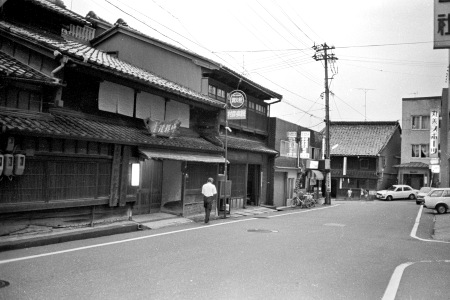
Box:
[311,170,324,180]
[139,149,227,163]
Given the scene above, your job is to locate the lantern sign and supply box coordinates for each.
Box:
[227,90,247,120]
[430,110,439,157]
[434,0,450,49]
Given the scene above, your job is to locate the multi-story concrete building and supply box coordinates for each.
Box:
[396,96,441,188]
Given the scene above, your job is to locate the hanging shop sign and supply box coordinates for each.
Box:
[144,118,181,137]
[300,131,310,159]
[434,0,450,49]
[430,110,439,157]
[227,90,247,120]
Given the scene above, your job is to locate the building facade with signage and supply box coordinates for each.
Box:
[395,96,441,188]
[268,118,323,207]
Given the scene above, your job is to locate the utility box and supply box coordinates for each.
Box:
[3,154,13,176]
[14,154,25,175]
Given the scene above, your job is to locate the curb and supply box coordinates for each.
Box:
[0,222,139,252]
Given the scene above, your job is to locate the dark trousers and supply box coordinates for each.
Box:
[203,196,213,223]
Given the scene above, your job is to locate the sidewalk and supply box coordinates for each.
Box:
[0,205,278,252]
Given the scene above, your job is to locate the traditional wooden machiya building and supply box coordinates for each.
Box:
[88,17,282,209]
[0,0,282,235]
[0,0,233,234]
[328,121,401,198]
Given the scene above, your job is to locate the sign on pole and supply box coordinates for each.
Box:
[227,90,247,120]
[300,131,310,159]
[434,0,450,49]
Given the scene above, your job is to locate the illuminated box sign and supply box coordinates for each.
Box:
[287,132,297,158]
[434,0,450,48]
[227,109,246,120]
[430,110,439,157]
[431,165,440,173]
[306,160,318,169]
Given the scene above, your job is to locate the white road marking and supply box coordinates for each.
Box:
[410,205,450,244]
[382,260,450,300]
[0,204,339,265]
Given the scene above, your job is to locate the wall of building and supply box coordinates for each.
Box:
[94,33,204,93]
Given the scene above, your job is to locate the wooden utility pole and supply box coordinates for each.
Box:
[313,43,337,205]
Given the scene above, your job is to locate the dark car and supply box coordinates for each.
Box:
[416,187,434,205]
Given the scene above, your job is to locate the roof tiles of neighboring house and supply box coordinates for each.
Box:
[218,135,278,155]
[329,121,400,157]
[0,109,224,153]
[28,0,92,26]
[0,21,225,109]
[0,51,61,85]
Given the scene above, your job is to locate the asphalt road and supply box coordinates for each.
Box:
[0,201,449,300]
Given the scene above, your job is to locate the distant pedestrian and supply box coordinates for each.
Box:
[347,189,352,199]
[201,177,217,224]
[360,188,364,200]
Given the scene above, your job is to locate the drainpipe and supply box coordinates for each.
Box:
[51,50,69,79]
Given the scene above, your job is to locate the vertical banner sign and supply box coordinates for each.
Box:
[434,0,450,49]
[227,90,247,120]
[300,131,310,159]
[430,110,439,157]
[287,132,297,158]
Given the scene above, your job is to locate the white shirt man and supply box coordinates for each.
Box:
[202,178,217,223]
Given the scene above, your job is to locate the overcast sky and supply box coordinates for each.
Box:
[67,0,447,131]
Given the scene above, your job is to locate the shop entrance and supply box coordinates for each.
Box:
[247,164,261,206]
[403,174,424,190]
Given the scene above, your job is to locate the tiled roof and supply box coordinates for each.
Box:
[0,109,224,153]
[29,0,91,26]
[0,21,225,109]
[218,135,278,155]
[393,162,429,168]
[0,51,60,85]
[329,121,400,156]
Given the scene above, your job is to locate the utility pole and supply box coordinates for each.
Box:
[313,43,337,205]
[354,88,375,121]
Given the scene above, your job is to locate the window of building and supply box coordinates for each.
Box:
[412,144,429,158]
[0,85,43,112]
[217,88,225,99]
[208,85,226,100]
[411,115,430,130]
[360,159,369,169]
[208,85,216,97]
[310,147,322,160]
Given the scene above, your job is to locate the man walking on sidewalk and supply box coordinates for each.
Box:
[202,177,217,224]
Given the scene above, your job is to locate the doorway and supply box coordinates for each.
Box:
[247,164,261,206]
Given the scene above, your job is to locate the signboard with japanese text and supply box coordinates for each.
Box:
[144,118,181,137]
[300,131,310,159]
[430,110,439,157]
[287,132,297,158]
[434,0,450,48]
[227,90,247,120]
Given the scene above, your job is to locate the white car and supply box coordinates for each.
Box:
[376,184,418,201]
[423,188,450,214]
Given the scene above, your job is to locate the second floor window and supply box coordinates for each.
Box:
[360,159,369,169]
[412,144,429,158]
[412,115,430,130]
[0,85,43,112]
[208,85,225,100]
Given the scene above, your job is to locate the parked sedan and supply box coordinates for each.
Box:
[416,187,434,205]
[376,184,418,201]
[423,188,450,214]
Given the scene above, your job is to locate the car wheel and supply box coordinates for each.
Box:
[416,200,421,205]
[436,204,447,214]
[386,195,393,201]
[409,194,416,200]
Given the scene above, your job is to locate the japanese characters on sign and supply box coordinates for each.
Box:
[287,132,297,158]
[227,90,247,120]
[434,0,450,49]
[430,110,439,157]
[144,118,181,137]
[300,131,310,159]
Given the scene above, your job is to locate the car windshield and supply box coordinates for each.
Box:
[429,190,443,197]
[419,187,432,193]
[387,186,396,191]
